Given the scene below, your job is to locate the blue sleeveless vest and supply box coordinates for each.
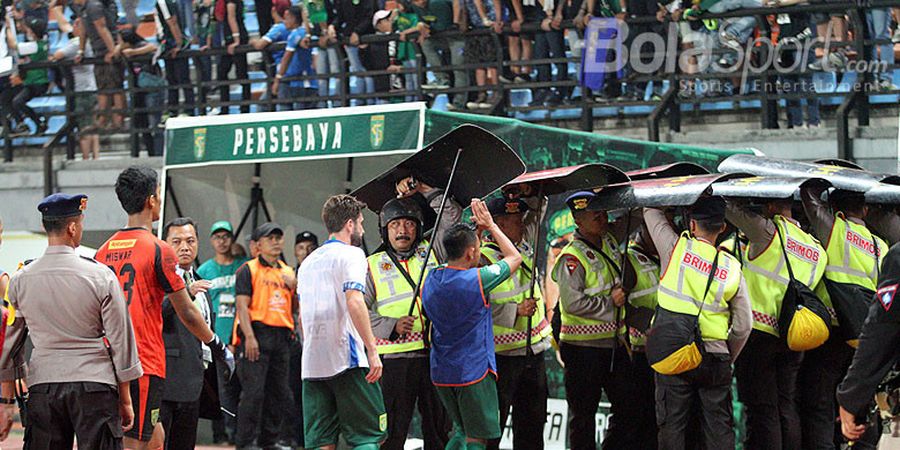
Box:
[423,266,496,386]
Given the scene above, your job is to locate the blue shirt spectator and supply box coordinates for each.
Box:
[285,27,317,89]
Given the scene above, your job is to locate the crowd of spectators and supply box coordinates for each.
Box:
[0,0,899,157]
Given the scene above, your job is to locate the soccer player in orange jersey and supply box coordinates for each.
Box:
[96,166,234,450]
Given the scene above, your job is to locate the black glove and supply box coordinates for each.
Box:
[207,334,236,380]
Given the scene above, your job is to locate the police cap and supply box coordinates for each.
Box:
[295,231,319,246]
[565,191,595,213]
[38,193,88,219]
[486,198,529,217]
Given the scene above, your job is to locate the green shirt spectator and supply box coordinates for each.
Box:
[395,9,419,62]
[198,257,249,343]
[23,40,49,85]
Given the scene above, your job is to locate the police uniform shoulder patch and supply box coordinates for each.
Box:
[381,262,392,272]
[877,283,898,311]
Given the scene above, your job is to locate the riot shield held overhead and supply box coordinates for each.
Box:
[352,125,527,213]
[625,162,709,180]
[865,183,900,205]
[718,155,900,193]
[813,158,865,170]
[711,176,830,200]
[589,173,749,211]
[505,163,630,197]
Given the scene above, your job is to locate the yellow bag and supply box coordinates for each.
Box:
[650,342,703,375]
[786,306,830,352]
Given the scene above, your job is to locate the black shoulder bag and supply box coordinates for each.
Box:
[774,226,831,350]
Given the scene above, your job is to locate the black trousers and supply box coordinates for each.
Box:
[213,356,242,441]
[217,49,250,114]
[25,382,123,450]
[159,399,200,450]
[11,83,48,125]
[279,336,304,446]
[797,332,879,450]
[559,343,643,450]
[235,323,292,447]
[735,331,802,450]
[630,351,659,449]
[533,29,568,96]
[487,352,548,450]
[656,353,734,450]
[381,357,450,450]
[164,56,195,116]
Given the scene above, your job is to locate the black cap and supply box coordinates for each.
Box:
[565,191,595,213]
[38,193,88,219]
[295,231,318,246]
[251,222,284,241]
[689,196,726,221]
[829,189,865,205]
[486,198,529,217]
[26,17,47,38]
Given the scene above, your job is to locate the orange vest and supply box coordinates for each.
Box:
[245,258,295,330]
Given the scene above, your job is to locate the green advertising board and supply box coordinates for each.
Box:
[164,103,425,167]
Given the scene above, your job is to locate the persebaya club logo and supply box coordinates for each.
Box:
[193,128,207,160]
[370,115,385,149]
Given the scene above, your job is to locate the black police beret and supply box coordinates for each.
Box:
[565,191,595,213]
[38,193,88,219]
[690,196,726,221]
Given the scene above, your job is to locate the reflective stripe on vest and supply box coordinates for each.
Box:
[627,245,660,347]
[657,234,741,341]
[823,214,886,291]
[367,242,438,355]
[481,242,551,352]
[551,235,624,342]
[742,216,826,336]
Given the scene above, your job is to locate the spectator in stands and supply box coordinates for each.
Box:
[553,0,583,100]
[464,0,501,109]
[365,9,404,103]
[275,6,318,109]
[395,0,424,96]
[122,0,138,25]
[156,0,195,117]
[307,0,340,107]
[119,28,166,156]
[532,0,568,106]
[894,8,900,44]
[866,6,896,90]
[807,0,847,70]
[193,0,214,113]
[334,0,376,104]
[664,0,702,99]
[15,0,48,21]
[252,0,294,110]
[620,0,665,101]
[416,0,468,110]
[774,3,819,128]
[581,0,626,101]
[218,0,251,114]
[4,16,48,136]
[503,0,541,85]
[73,0,125,130]
[687,0,760,46]
[48,0,72,33]
[255,0,274,36]
[50,17,100,159]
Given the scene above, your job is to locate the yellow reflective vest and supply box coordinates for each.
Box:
[657,233,742,341]
[481,241,551,352]
[367,241,438,355]
[626,244,659,347]
[742,216,826,337]
[551,234,624,343]
[816,213,888,324]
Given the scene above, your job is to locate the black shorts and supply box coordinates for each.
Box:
[124,375,164,442]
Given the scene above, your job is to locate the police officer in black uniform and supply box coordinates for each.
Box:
[836,242,900,447]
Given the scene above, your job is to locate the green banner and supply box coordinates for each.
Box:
[164,106,423,166]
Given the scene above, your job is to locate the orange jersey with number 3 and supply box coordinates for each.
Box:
[96,228,185,378]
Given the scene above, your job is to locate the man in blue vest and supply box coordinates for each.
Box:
[423,199,522,450]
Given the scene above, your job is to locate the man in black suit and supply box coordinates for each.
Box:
[161,217,215,449]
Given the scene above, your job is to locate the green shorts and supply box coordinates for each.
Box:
[74,93,96,132]
[302,368,387,448]
[436,374,501,440]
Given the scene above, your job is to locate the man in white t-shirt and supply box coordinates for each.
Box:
[297,194,386,450]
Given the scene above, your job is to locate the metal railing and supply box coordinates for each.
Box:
[2,0,897,168]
